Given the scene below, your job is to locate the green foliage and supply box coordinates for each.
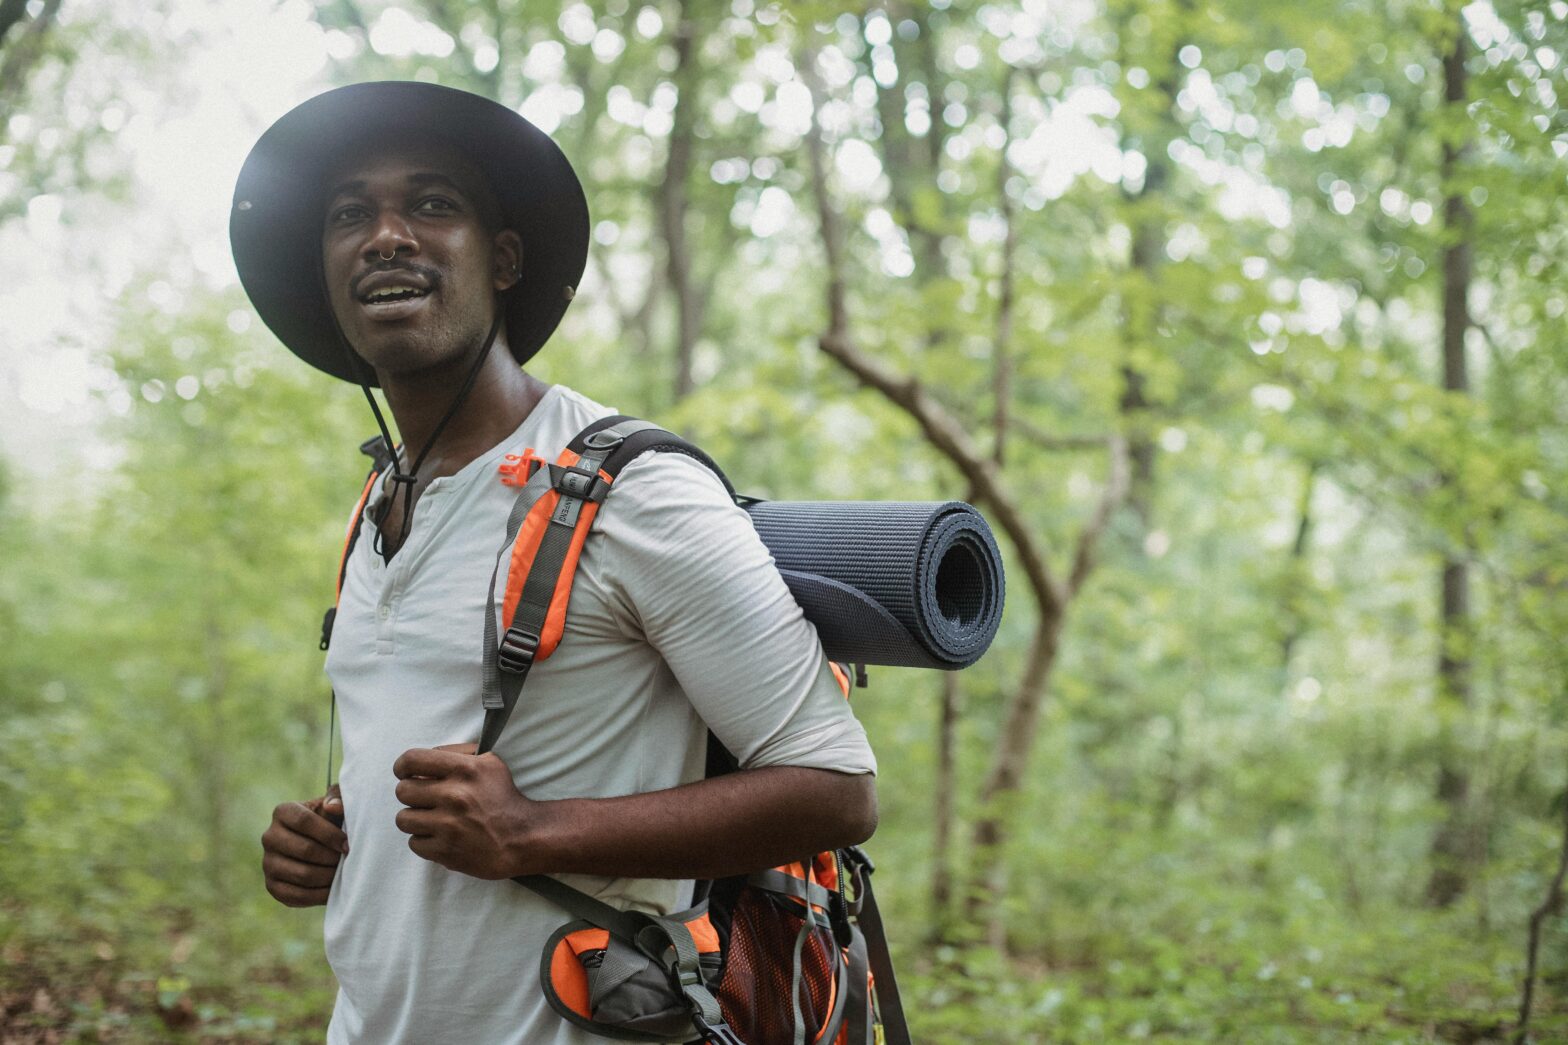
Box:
[5,0,1568,1041]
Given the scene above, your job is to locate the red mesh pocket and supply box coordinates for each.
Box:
[715,886,841,1044]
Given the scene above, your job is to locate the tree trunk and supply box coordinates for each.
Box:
[0,0,61,111]
[1280,463,1318,679]
[868,5,945,292]
[1114,2,1188,532]
[660,1,701,401]
[993,69,1017,467]
[929,671,960,935]
[1426,13,1475,908]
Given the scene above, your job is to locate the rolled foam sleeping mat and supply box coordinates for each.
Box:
[743,500,1006,670]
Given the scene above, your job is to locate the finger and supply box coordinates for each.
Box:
[406,834,448,866]
[264,823,345,867]
[321,784,345,824]
[274,802,349,854]
[394,777,441,809]
[394,807,441,837]
[434,742,478,755]
[263,851,340,890]
[393,747,469,780]
[265,878,333,908]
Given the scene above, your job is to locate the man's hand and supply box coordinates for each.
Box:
[261,786,348,907]
[393,744,537,880]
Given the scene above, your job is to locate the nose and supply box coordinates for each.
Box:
[364,209,417,262]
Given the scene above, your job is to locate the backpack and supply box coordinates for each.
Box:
[320,415,912,1045]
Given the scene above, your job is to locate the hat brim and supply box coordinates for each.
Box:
[230,81,588,386]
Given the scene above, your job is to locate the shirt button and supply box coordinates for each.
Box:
[378,605,390,620]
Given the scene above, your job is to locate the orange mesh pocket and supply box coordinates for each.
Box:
[715,886,842,1044]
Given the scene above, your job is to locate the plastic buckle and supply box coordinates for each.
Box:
[690,1012,745,1045]
[497,628,540,674]
[842,844,875,875]
[358,435,394,467]
[548,464,602,502]
[554,466,599,499]
[498,448,546,487]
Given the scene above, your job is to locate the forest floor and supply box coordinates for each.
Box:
[5,933,1564,1044]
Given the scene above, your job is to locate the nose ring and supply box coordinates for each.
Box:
[379,249,396,262]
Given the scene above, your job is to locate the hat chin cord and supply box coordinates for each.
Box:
[350,310,506,559]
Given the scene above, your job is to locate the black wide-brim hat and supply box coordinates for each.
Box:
[230,81,588,385]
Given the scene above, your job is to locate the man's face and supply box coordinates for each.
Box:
[320,140,520,378]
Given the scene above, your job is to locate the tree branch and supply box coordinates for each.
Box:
[1068,434,1130,599]
[1010,417,1114,451]
[798,46,1064,616]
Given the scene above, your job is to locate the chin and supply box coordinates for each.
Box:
[357,330,480,381]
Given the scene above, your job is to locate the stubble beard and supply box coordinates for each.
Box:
[345,302,494,382]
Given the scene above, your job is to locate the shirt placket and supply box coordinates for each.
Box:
[371,479,449,655]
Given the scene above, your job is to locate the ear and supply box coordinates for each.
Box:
[492,229,523,292]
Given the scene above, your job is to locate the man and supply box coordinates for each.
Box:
[231,82,877,1044]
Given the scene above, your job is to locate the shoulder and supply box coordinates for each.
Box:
[526,384,618,450]
[614,449,731,505]
[589,443,757,589]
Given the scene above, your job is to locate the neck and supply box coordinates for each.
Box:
[377,333,548,482]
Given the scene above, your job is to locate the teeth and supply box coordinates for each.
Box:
[365,285,423,301]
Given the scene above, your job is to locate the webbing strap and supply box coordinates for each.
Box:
[842,929,874,1045]
[749,868,835,912]
[661,919,724,1028]
[477,463,555,754]
[790,906,813,1045]
[784,899,849,1045]
[849,855,911,1044]
[476,417,668,755]
[512,872,650,944]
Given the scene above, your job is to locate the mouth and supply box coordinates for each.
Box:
[353,269,436,321]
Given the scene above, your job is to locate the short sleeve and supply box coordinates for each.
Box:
[588,452,876,776]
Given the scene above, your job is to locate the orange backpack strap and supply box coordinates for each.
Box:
[475,415,735,755]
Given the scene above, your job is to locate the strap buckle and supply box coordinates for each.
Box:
[690,1012,746,1045]
[497,628,540,674]
[841,844,875,875]
[549,463,609,501]
[358,435,395,470]
[498,448,547,487]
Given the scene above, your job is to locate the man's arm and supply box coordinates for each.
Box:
[392,745,876,881]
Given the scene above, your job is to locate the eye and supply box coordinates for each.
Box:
[416,195,458,214]
[328,203,369,225]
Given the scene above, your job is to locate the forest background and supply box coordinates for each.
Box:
[2,0,1567,1041]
